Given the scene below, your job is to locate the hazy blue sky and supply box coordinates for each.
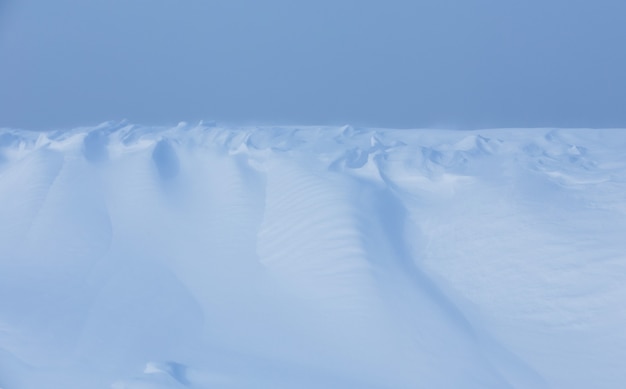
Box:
[1,0,625,129]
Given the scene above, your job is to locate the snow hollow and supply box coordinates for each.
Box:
[1,123,625,388]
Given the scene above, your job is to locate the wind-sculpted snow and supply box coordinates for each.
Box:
[1,123,625,388]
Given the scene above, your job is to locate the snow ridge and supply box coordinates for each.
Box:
[1,123,625,388]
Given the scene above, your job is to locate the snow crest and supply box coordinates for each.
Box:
[1,123,626,388]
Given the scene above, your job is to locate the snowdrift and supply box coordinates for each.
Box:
[1,123,625,388]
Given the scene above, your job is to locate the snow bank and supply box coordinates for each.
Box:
[1,123,625,388]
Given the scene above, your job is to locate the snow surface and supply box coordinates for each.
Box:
[0,122,625,388]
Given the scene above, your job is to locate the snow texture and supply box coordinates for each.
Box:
[1,122,625,388]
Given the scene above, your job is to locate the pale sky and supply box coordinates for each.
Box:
[1,0,625,129]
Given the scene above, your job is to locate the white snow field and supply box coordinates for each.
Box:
[0,123,625,388]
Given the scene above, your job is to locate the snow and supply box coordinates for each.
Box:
[1,123,625,388]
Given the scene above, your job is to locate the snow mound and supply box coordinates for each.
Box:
[1,123,625,388]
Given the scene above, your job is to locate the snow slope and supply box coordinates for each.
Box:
[0,123,625,388]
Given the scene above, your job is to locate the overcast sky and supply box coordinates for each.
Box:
[1,0,625,130]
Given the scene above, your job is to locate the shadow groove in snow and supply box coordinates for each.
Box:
[152,139,180,180]
[83,131,109,163]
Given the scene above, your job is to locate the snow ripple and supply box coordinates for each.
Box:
[1,123,625,388]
